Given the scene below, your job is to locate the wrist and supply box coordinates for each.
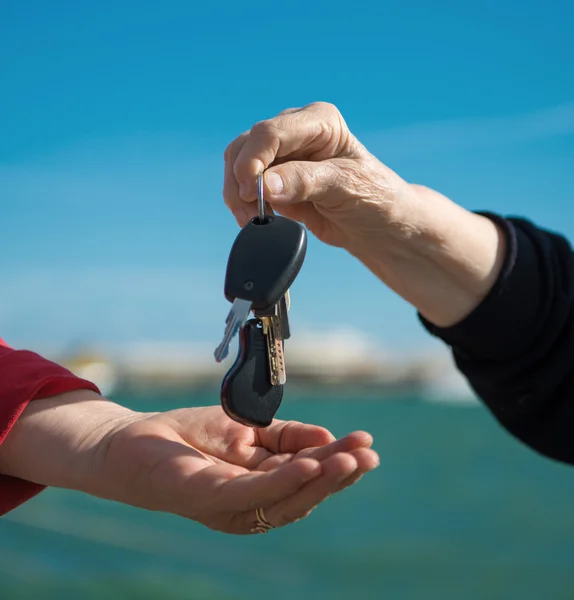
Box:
[0,389,140,493]
[348,184,508,327]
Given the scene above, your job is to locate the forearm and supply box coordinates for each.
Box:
[348,183,507,328]
[351,183,574,462]
[427,215,574,463]
[0,389,138,491]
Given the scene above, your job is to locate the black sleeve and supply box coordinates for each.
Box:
[419,213,574,465]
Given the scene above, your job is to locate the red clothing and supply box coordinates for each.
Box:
[0,338,100,514]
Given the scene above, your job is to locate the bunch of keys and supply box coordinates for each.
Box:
[214,174,307,427]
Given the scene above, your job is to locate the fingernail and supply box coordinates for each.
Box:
[265,171,284,196]
[233,208,249,227]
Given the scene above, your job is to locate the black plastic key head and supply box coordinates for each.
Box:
[224,215,306,311]
[220,319,283,428]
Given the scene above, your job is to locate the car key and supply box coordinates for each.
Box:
[220,318,284,427]
[253,289,291,384]
[214,174,306,361]
[259,308,286,386]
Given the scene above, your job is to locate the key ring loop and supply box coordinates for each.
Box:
[257,173,266,223]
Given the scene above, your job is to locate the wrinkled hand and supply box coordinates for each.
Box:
[223,102,506,327]
[0,392,379,535]
[223,101,417,253]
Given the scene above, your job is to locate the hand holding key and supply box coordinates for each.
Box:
[215,175,306,427]
[223,102,505,329]
[215,177,305,360]
[223,101,412,252]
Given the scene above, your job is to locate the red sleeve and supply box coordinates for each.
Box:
[0,341,100,515]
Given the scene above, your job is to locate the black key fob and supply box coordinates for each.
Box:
[224,215,307,311]
[221,319,283,428]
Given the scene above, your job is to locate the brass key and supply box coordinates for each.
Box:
[260,312,286,386]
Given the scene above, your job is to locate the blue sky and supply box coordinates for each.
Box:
[2,0,573,354]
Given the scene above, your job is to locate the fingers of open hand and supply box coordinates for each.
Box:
[218,454,355,534]
[182,459,321,533]
[333,446,383,493]
[295,431,374,461]
[265,447,379,530]
[264,451,359,528]
[256,432,378,474]
[214,457,322,514]
[245,431,369,473]
[249,429,375,470]
[182,446,378,534]
[256,420,336,455]
[255,430,376,475]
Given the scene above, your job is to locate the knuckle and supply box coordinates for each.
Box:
[251,118,279,139]
[298,173,314,199]
[308,100,340,116]
[232,159,246,181]
[234,156,264,185]
[278,106,300,116]
[296,166,317,198]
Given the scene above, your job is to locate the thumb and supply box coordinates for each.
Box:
[263,161,339,206]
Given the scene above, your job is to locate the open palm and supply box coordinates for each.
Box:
[95,405,379,534]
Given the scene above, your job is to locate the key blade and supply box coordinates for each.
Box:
[214,298,252,362]
[213,324,238,362]
[271,316,287,385]
[214,317,244,362]
[261,314,286,386]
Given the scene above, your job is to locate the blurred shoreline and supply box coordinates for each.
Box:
[52,330,477,403]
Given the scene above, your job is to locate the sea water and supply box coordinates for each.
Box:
[2,394,573,600]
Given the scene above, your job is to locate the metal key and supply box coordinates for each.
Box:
[214,176,270,362]
[220,318,284,427]
[214,298,251,362]
[253,288,290,384]
[259,308,286,386]
[214,175,306,361]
